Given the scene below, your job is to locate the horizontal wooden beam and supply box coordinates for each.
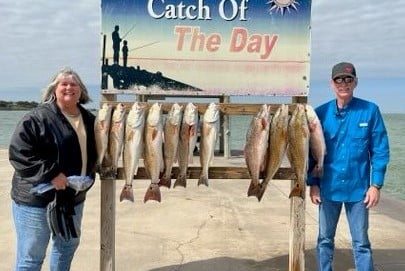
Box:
[99,102,301,115]
[117,167,296,180]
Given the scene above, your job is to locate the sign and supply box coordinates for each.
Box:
[101,0,312,96]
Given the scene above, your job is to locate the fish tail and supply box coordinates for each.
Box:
[247,180,261,197]
[256,181,269,202]
[173,174,187,188]
[143,184,161,203]
[159,175,172,189]
[198,175,209,187]
[288,183,305,199]
[119,184,134,202]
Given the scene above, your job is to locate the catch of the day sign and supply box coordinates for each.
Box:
[152,0,276,59]
[175,26,278,60]
[147,0,250,21]
[101,0,312,95]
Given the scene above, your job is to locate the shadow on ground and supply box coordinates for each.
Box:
[148,248,405,271]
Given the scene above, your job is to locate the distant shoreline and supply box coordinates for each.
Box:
[0,101,98,112]
[0,101,38,110]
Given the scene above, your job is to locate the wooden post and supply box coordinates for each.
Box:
[288,96,307,271]
[221,95,230,159]
[289,196,306,271]
[100,94,117,271]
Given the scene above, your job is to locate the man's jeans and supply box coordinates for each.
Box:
[317,199,373,271]
[12,200,84,271]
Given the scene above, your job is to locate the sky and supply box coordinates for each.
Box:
[0,0,404,113]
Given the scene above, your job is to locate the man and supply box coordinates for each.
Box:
[307,62,390,271]
[112,25,122,64]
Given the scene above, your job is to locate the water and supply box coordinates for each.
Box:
[1,111,404,200]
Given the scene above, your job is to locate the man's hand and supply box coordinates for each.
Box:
[309,185,322,205]
[364,186,380,208]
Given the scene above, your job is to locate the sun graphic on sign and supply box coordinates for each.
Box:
[267,0,299,15]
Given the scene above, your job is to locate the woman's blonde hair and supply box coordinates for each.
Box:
[41,67,92,104]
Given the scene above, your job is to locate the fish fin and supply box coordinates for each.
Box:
[288,183,305,199]
[174,175,187,188]
[159,175,172,189]
[256,180,270,202]
[261,118,268,130]
[247,181,260,197]
[152,128,158,141]
[198,175,209,187]
[308,121,317,133]
[189,125,196,136]
[143,184,161,203]
[126,130,134,141]
[119,185,134,202]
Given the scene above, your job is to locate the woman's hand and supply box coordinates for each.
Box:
[51,173,69,190]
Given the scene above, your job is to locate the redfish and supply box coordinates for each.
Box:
[120,102,146,202]
[287,104,309,199]
[198,102,220,187]
[245,104,271,197]
[159,103,183,188]
[143,103,164,202]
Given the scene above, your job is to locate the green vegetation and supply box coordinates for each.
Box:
[0,100,38,110]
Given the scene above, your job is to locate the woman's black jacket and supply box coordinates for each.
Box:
[9,102,97,207]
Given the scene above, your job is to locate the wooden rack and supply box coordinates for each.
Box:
[99,90,307,271]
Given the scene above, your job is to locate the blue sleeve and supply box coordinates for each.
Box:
[369,107,390,187]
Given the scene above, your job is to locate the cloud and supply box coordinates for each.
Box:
[311,0,405,80]
[0,0,404,89]
[0,0,100,88]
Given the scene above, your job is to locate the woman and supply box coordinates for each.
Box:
[9,67,98,270]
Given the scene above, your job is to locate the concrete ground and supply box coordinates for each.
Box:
[1,148,405,271]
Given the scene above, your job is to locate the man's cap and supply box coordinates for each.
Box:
[331,62,356,79]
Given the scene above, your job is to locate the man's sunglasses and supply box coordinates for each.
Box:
[333,77,354,84]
